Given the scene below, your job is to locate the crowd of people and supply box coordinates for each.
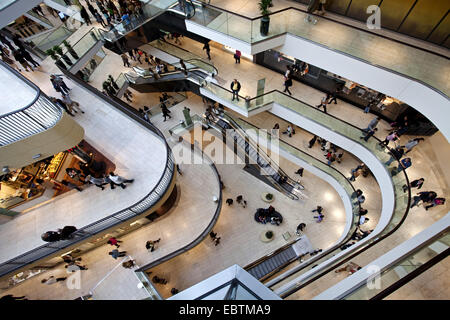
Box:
[0,34,40,72]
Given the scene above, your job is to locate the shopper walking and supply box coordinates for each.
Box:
[328,88,338,104]
[403,138,425,154]
[391,157,412,176]
[402,178,425,192]
[335,262,361,274]
[360,128,378,142]
[60,180,83,192]
[316,95,329,113]
[425,197,446,211]
[234,50,241,63]
[145,238,161,252]
[107,237,122,248]
[283,75,293,95]
[410,191,437,208]
[107,172,134,189]
[1,51,22,71]
[379,131,399,147]
[230,79,241,101]
[161,102,172,121]
[384,146,404,166]
[109,249,127,259]
[85,174,109,190]
[203,41,211,60]
[62,93,84,114]
[362,116,380,132]
[93,10,107,27]
[121,53,131,67]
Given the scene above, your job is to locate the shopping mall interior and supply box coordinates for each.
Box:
[0,0,448,301]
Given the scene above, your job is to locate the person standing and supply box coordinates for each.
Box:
[51,75,70,94]
[179,59,187,75]
[203,42,211,60]
[107,172,134,189]
[1,51,22,71]
[234,50,241,64]
[19,48,40,68]
[109,249,127,259]
[295,167,304,177]
[79,5,92,25]
[12,50,33,71]
[121,53,130,67]
[308,135,317,148]
[93,9,107,27]
[230,79,241,101]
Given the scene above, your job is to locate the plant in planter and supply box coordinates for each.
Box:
[265,193,273,201]
[265,231,273,239]
[53,45,73,66]
[63,40,79,60]
[259,0,272,36]
[46,48,67,70]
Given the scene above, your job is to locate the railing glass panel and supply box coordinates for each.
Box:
[344,232,450,300]
[196,80,410,296]
[192,1,449,96]
[0,0,16,10]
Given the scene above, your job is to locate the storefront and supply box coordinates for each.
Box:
[254,49,437,135]
[0,140,115,216]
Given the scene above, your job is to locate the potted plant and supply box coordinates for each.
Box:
[259,0,271,36]
[46,48,67,70]
[265,193,273,201]
[53,45,73,66]
[265,231,273,239]
[63,40,79,60]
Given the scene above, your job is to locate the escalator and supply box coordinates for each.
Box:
[206,112,302,201]
[124,61,209,95]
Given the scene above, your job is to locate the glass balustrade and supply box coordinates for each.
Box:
[0,0,16,10]
[344,232,450,300]
[196,80,410,296]
[102,0,177,42]
[190,1,449,96]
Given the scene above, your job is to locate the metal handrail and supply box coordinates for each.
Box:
[0,61,62,146]
[0,67,176,279]
[135,139,223,273]
[189,1,449,99]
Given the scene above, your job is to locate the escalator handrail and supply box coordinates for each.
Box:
[210,112,299,200]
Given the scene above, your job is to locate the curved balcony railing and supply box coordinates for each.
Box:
[191,79,411,298]
[0,67,176,279]
[343,224,450,300]
[189,1,449,99]
[135,138,223,275]
[232,117,361,277]
[0,61,62,147]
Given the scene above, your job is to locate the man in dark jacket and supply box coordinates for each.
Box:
[230,79,241,101]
